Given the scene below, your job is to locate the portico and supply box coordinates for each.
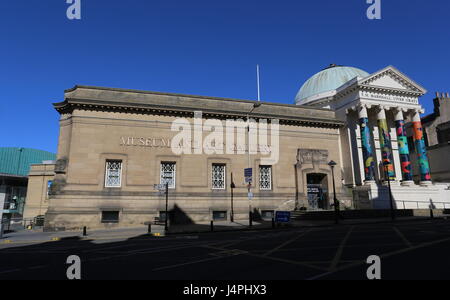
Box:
[351,104,429,186]
[295,65,450,209]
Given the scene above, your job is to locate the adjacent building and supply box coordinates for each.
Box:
[23,161,56,220]
[411,92,450,183]
[0,148,56,225]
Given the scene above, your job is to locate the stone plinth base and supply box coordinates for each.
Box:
[353,182,450,210]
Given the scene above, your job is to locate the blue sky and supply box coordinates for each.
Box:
[1,0,449,153]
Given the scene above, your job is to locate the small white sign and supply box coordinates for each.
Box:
[153,184,166,191]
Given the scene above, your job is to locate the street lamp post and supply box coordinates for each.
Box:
[165,182,169,232]
[384,164,396,221]
[0,182,5,239]
[247,102,262,227]
[328,160,339,224]
[0,200,4,239]
[230,173,236,223]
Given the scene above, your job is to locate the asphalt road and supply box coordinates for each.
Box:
[1,219,450,280]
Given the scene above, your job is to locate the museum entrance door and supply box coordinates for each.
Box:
[306,173,329,210]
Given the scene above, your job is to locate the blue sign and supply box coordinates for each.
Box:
[244,168,252,177]
[275,211,291,223]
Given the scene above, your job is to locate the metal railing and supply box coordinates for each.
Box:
[1,217,43,232]
[374,199,450,210]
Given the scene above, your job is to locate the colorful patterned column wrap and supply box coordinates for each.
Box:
[395,120,413,181]
[378,119,396,180]
[412,121,432,182]
[359,118,375,181]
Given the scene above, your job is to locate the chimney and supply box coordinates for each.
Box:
[434,92,449,99]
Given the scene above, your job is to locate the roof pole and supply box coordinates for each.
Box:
[257,65,261,102]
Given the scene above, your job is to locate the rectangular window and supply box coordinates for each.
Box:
[438,128,450,144]
[213,211,227,221]
[259,165,272,190]
[159,211,168,222]
[46,180,53,199]
[212,164,226,190]
[101,211,119,223]
[160,162,176,189]
[105,160,122,188]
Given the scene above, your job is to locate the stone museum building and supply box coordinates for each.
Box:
[44,65,450,230]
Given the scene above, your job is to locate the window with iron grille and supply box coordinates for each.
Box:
[160,162,176,189]
[105,160,122,188]
[212,164,226,190]
[259,165,272,190]
[101,211,119,223]
[213,211,227,221]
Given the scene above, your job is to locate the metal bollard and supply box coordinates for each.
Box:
[210,221,214,232]
[272,218,275,229]
[83,226,87,236]
[148,224,152,234]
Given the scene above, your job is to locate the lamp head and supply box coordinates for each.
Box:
[328,160,337,168]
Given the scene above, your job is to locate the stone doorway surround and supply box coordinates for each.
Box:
[296,149,334,210]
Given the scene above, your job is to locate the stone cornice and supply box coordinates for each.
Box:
[335,82,423,101]
[54,86,345,129]
[358,84,423,96]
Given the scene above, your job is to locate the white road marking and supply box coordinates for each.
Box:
[393,226,413,248]
[329,226,355,271]
[307,234,450,280]
[263,229,311,257]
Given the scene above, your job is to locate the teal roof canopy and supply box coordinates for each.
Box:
[0,148,56,177]
[295,65,370,105]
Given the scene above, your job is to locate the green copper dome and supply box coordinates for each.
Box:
[295,65,370,105]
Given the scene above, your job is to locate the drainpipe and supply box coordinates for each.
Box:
[16,148,24,175]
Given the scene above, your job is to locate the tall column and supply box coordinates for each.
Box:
[358,105,376,183]
[394,109,414,185]
[377,107,396,181]
[412,110,432,185]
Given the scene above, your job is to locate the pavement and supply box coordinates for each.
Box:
[1,217,450,280]
[0,216,435,246]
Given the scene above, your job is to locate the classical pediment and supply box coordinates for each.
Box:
[358,66,427,95]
